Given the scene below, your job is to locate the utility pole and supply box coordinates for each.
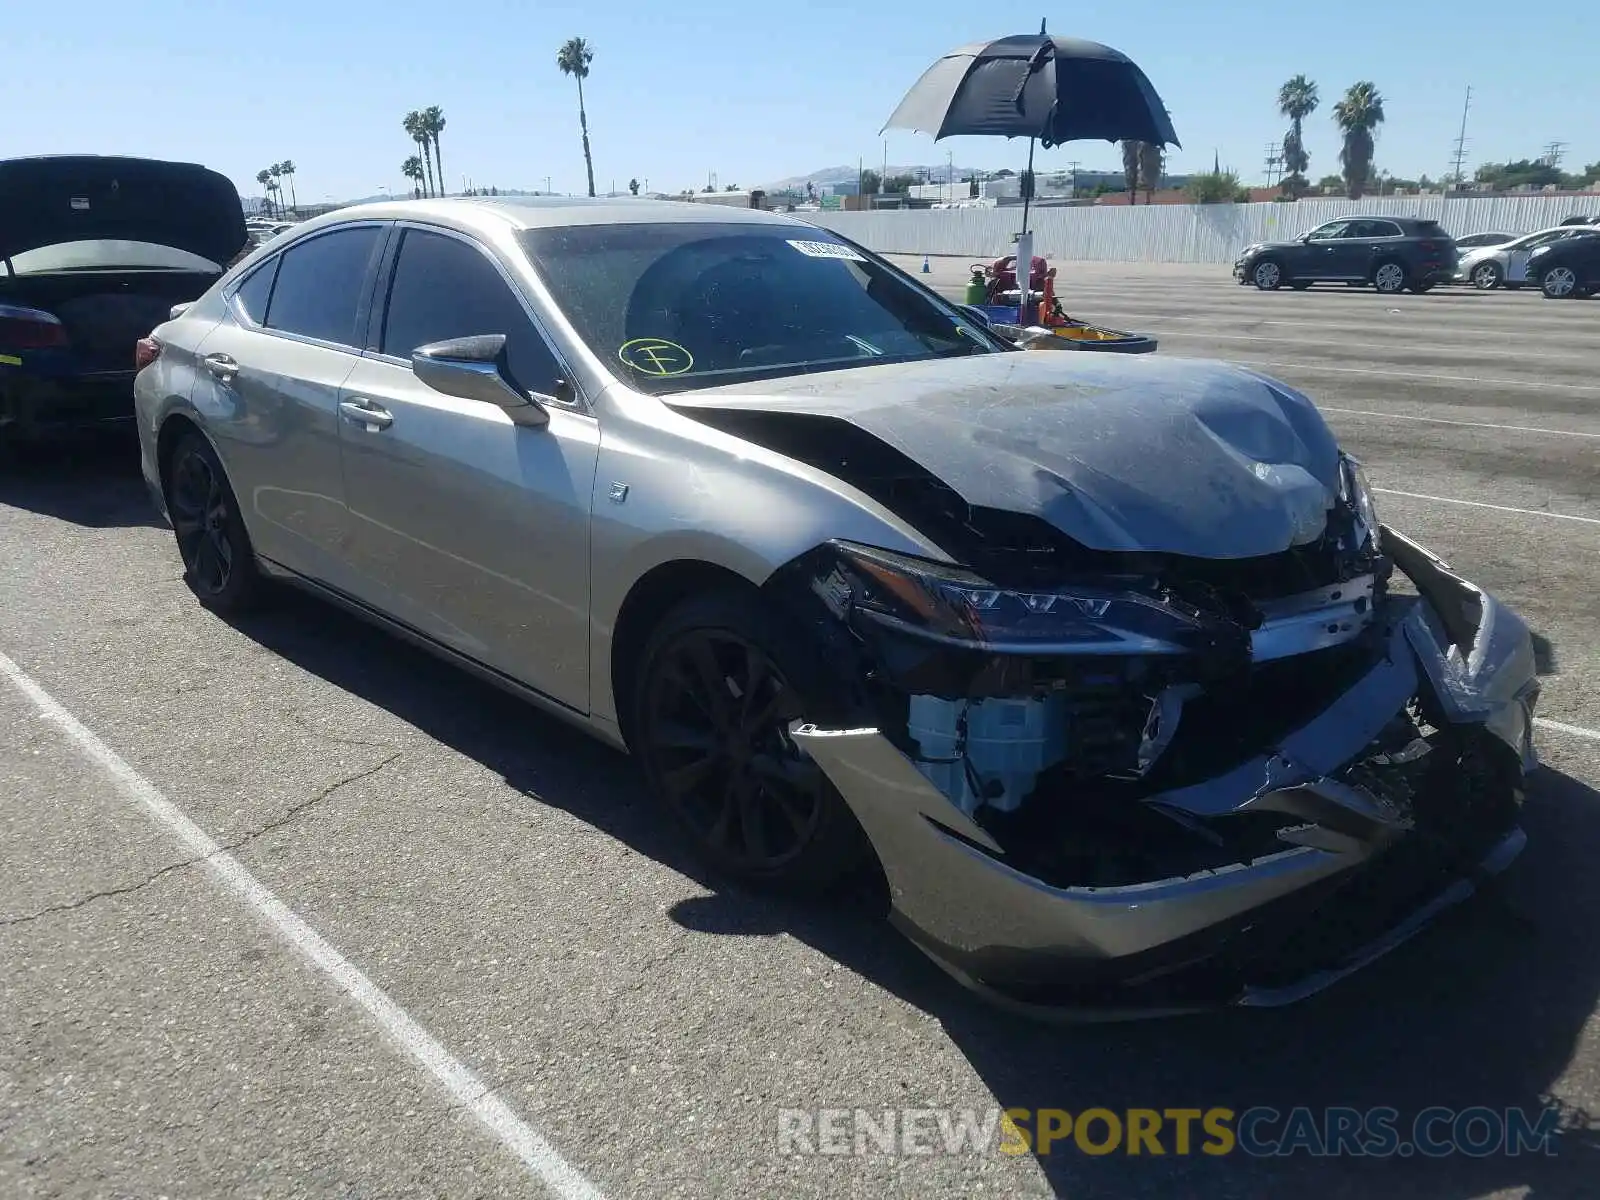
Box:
[1448,85,1472,189]
[1542,141,1567,168]
[1263,141,1284,189]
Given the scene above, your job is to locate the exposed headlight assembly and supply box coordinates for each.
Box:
[1338,453,1381,551]
[817,541,1236,656]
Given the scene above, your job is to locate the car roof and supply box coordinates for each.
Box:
[289,195,812,240]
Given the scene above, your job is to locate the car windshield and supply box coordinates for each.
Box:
[518,221,1003,394]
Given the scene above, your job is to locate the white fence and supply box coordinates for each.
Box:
[801,195,1600,264]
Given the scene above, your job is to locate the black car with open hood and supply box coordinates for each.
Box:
[1,155,247,441]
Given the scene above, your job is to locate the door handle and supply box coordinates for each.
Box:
[203,352,237,382]
[338,399,394,430]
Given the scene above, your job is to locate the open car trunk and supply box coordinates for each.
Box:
[0,266,220,372]
[0,155,244,436]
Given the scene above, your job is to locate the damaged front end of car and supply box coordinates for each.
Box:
[762,465,1540,1018]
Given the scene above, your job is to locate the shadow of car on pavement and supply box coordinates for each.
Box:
[0,431,164,530]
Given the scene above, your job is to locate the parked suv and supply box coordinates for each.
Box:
[1234,216,1458,294]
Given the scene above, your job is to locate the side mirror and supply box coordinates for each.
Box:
[412,335,549,428]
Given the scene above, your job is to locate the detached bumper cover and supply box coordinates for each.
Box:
[793,526,1539,1016]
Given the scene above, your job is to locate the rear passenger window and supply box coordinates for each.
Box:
[380,228,564,397]
[264,226,382,347]
[1371,222,1403,238]
[233,258,277,325]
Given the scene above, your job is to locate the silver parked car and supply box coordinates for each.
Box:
[134,198,1541,1015]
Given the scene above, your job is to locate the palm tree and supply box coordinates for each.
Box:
[557,37,597,198]
[1333,82,1385,200]
[1277,75,1319,198]
[269,163,286,214]
[280,160,298,212]
[402,156,426,199]
[1120,140,1141,203]
[1138,142,1164,203]
[422,106,447,196]
[403,111,433,197]
[256,169,274,217]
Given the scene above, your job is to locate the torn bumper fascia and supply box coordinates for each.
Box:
[791,524,1540,1015]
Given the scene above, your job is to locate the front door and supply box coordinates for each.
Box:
[336,224,599,713]
[1301,221,1355,278]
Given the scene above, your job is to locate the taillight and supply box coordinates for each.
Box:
[1419,240,1439,253]
[134,336,162,371]
[0,303,68,350]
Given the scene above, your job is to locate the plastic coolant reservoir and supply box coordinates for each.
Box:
[906,694,1070,816]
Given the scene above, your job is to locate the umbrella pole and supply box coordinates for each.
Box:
[1017,136,1037,322]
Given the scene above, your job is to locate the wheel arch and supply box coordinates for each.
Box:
[608,557,763,749]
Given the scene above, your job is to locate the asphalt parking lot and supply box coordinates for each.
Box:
[4,260,1599,1199]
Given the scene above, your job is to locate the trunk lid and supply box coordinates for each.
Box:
[0,155,246,265]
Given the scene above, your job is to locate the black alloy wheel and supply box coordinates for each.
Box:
[165,432,261,612]
[633,593,869,891]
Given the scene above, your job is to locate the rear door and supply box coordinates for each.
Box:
[1338,220,1397,278]
[335,223,599,712]
[188,222,387,588]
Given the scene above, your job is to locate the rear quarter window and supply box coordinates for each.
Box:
[263,226,383,347]
[233,258,279,325]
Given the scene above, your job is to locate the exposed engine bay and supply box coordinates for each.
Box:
[684,404,1406,876]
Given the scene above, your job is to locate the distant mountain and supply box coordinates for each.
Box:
[762,164,992,191]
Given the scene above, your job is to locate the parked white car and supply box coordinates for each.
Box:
[1451,231,1518,250]
[1456,225,1600,289]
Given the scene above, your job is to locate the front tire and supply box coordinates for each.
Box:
[163,431,265,613]
[1541,265,1580,299]
[631,591,870,894]
[1373,260,1408,294]
[1251,259,1285,290]
[1470,261,1503,290]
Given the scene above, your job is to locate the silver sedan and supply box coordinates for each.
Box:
[134,198,1541,1016]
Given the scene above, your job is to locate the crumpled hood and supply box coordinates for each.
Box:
[670,352,1344,559]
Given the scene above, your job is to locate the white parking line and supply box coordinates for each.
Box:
[1320,407,1600,439]
[1537,717,1600,743]
[1373,488,1600,527]
[0,650,606,1200]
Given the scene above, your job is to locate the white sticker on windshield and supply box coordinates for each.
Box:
[786,239,866,262]
[70,196,90,210]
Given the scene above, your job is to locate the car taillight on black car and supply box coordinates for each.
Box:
[0,303,69,350]
[134,336,162,370]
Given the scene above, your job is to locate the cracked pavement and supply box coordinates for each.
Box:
[4,266,1600,1199]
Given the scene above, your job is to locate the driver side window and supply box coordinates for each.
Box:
[1308,222,1351,241]
[379,228,564,398]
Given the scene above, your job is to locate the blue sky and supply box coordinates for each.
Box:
[4,0,1596,203]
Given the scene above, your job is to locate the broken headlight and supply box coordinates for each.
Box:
[818,541,1227,656]
[1339,453,1381,551]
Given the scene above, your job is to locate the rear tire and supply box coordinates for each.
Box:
[1373,260,1408,294]
[631,590,872,894]
[163,431,266,614]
